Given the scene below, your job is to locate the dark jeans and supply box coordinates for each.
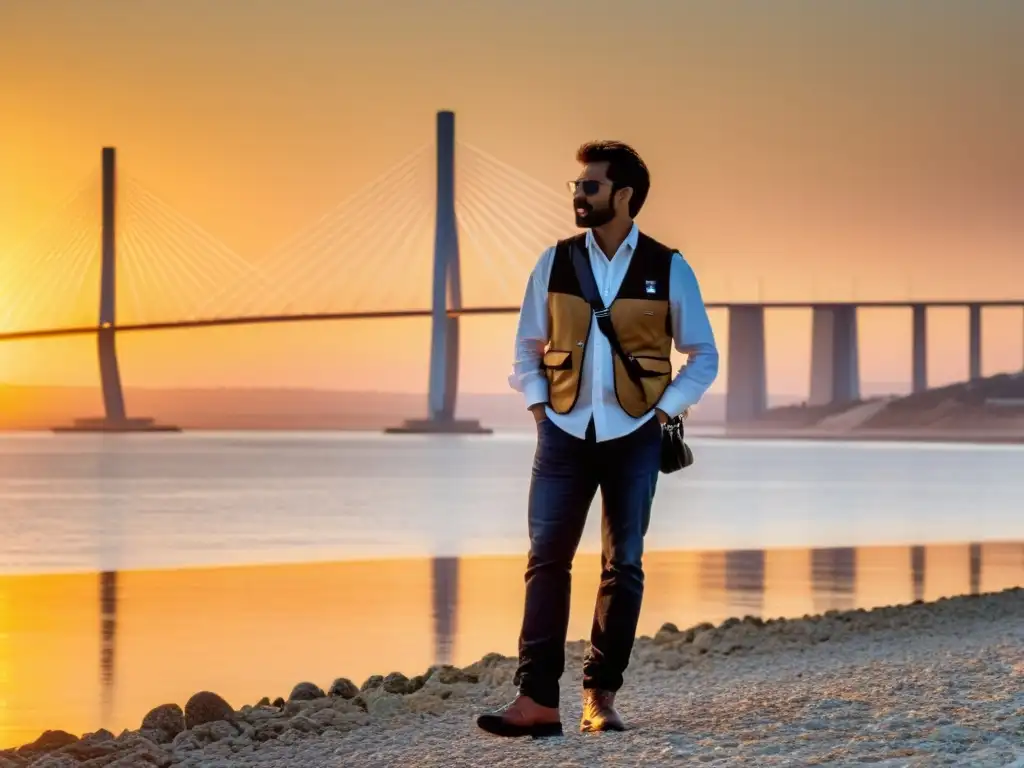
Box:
[513,415,662,709]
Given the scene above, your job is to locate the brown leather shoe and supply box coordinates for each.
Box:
[476,695,563,738]
[580,689,626,732]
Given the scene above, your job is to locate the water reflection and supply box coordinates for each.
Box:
[811,548,856,613]
[0,541,1022,749]
[95,444,126,731]
[722,550,764,615]
[99,571,117,729]
[431,557,458,665]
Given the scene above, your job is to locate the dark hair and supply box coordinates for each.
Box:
[575,140,650,218]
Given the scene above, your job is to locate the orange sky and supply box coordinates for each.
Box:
[1,0,1023,397]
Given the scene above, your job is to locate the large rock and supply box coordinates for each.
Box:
[360,675,384,692]
[16,730,78,757]
[190,720,238,744]
[693,629,716,653]
[426,665,479,684]
[328,678,359,699]
[140,703,185,743]
[184,691,234,729]
[288,682,325,702]
[380,672,412,695]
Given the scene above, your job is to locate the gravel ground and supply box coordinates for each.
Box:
[5,589,1022,768]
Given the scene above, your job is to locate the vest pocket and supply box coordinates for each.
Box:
[542,350,576,414]
[616,355,673,417]
[632,355,672,375]
[542,350,572,371]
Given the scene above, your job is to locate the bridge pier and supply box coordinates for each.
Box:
[53,147,179,433]
[911,304,928,393]
[968,303,982,381]
[808,304,860,407]
[725,306,767,423]
[387,111,491,434]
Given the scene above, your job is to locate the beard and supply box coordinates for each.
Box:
[574,199,616,229]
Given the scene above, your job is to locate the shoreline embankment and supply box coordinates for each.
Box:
[3,587,1022,767]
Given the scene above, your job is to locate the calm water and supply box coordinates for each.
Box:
[1,431,1023,747]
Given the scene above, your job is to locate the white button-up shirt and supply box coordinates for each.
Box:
[509,224,720,442]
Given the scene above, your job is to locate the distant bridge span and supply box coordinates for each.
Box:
[3,299,1023,344]
[5,110,1024,429]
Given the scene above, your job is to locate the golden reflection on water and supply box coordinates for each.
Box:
[1,542,1021,749]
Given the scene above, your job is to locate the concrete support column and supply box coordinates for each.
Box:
[911,304,928,394]
[725,305,767,423]
[55,146,175,432]
[98,147,127,423]
[968,303,982,381]
[386,111,490,433]
[427,110,461,422]
[809,304,860,406]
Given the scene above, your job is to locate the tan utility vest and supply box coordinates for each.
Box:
[542,232,676,418]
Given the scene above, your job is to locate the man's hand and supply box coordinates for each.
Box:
[529,404,547,423]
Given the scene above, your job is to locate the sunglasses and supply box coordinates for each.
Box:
[566,179,612,197]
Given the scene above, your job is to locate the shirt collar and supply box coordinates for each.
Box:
[585,222,639,258]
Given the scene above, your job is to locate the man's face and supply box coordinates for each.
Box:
[570,162,619,229]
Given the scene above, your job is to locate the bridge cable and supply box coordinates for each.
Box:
[261,142,432,265]
[120,197,197,323]
[123,191,243,321]
[458,154,575,246]
[350,198,434,312]
[115,203,151,324]
[250,157,431,316]
[457,163,561,262]
[237,144,431,307]
[453,180,527,302]
[0,172,101,332]
[123,176,259,279]
[208,150,428,317]
[456,167,559,290]
[120,176,267,321]
[457,142,572,232]
[119,181,232,323]
[305,183,430,314]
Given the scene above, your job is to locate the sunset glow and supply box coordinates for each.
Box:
[1,1,1022,398]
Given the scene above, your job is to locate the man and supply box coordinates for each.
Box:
[476,141,720,738]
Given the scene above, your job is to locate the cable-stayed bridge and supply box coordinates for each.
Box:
[2,111,1022,431]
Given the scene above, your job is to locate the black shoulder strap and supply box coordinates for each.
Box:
[569,239,661,386]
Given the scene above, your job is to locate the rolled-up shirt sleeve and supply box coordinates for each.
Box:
[508,247,554,409]
[656,252,720,418]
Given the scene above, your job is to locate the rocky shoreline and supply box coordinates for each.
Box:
[3,587,1022,767]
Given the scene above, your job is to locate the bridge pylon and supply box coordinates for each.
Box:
[387,111,491,435]
[53,147,180,433]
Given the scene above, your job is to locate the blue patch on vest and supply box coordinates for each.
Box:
[645,280,657,295]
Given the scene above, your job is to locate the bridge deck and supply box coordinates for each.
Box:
[1,300,1023,343]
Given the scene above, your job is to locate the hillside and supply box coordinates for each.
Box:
[859,371,1024,431]
[734,372,1024,437]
